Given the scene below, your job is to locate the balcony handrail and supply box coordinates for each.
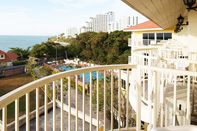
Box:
[134,53,197,63]
[139,65,197,76]
[133,54,158,60]
[0,64,136,110]
[1,63,196,130]
[0,64,139,131]
[133,46,158,52]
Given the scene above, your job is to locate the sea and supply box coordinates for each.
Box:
[0,35,50,51]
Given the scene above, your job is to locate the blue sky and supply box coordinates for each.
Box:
[0,0,147,36]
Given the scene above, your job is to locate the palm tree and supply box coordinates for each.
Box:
[10,47,30,59]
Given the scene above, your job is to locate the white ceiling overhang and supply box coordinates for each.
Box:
[122,0,187,29]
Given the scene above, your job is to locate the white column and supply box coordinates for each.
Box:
[60,79,64,131]
[53,81,56,131]
[186,76,191,125]
[173,75,177,126]
[118,70,121,130]
[2,107,7,131]
[26,93,30,131]
[136,68,141,131]
[15,99,19,131]
[75,75,78,131]
[68,77,71,131]
[103,71,106,131]
[110,70,114,131]
[148,62,153,127]
[44,84,48,131]
[36,88,40,131]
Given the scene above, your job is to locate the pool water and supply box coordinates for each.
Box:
[58,66,76,71]
[58,65,103,83]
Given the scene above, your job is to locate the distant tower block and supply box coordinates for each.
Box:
[133,16,135,26]
[136,16,138,25]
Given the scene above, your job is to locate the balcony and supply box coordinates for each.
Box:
[0,39,197,131]
[0,60,197,131]
[130,39,171,50]
[0,64,138,131]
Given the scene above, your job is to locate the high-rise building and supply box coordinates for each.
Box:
[95,14,107,32]
[107,11,115,22]
[117,16,139,30]
[80,11,116,33]
[107,16,139,32]
[80,11,139,33]
[65,27,78,37]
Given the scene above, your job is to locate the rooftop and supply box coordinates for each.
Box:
[0,50,6,55]
[0,50,18,62]
[124,21,162,32]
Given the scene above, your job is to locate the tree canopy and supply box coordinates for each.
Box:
[30,31,131,64]
[65,31,131,64]
[30,42,67,59]
[10,47,30,59]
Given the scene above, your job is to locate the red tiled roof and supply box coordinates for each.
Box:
[0,51,18,62]
[124,21,161,31]
[0,50,6,54]
[6,52,18,61]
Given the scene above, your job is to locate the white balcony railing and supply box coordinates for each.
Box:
[0,63,197,131]
[0,64,140,131]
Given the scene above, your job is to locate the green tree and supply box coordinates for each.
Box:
[30,44,50,58]
[46,30,131,64]
[30,42,67,60]
[10,47,30,59]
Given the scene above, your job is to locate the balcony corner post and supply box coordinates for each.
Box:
[136,67,141,131]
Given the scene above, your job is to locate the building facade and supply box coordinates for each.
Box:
[125,21,174,46]
[65,27,79,38]
[80,11,139,33]
[0,50,18,66]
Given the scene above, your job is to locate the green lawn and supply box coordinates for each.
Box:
[0,74,33,96]
[0,74,44,123]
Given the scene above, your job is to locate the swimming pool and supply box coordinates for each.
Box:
[58,65,76,71]
[58,65,103,83]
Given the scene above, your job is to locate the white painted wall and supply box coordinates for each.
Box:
[177,11,197,52]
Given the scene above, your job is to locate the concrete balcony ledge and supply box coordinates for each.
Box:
[151,125,197,131]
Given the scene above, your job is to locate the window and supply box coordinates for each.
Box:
[143,33,155,45]
[149,33,155,40]
[143,33,148,39]
[143,32,172,45]
[0,54,4,59]
[156,33,163,42]
[164,33,172,40]
[144,53,149,65]
[156,33,172,42]
[143,33,149,45]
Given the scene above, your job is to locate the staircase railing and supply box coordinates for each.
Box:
[138,65,197,128]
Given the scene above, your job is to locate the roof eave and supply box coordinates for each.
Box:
[121,0,165,29]
[124,28,163,32]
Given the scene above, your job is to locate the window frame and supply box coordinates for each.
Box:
[142,32,172,45]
